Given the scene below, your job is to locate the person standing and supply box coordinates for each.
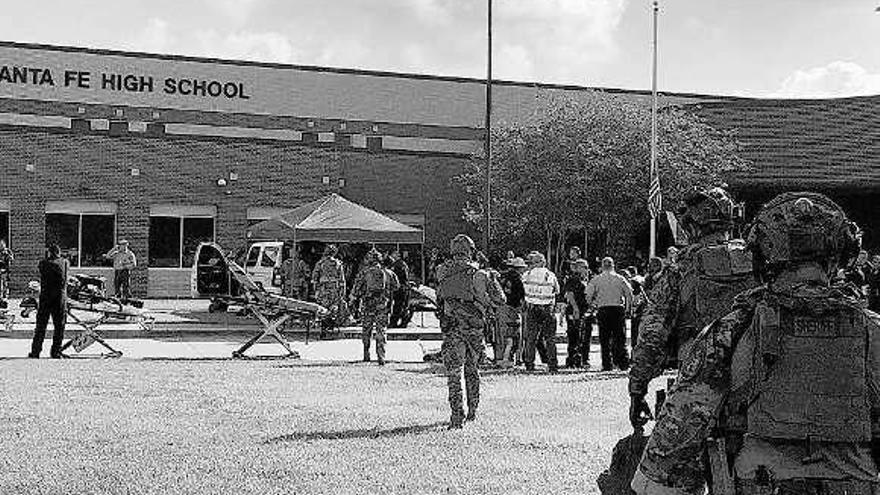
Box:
[388,249,410,328]
[104,239,136,299]
[0,239,13,300]
[475,251,506,364]
[280,244,310,300]
[29,245,69,359]
[436,234,491,429]
[496,256,526,367]
[350,249,398,365]
[563,259,591,368]
[628,187,756,429]
[521,251,560,373]
[312,244,347,332]
[584,257,633,371]
[628,270,648,349]
[632,192,879,495]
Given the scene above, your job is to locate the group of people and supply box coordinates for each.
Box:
[279,244,414,337]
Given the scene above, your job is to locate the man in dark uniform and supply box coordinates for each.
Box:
[29,245,69,359]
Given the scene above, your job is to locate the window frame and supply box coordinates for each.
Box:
[149,214,216,269]
[45,212,117,269]
[0,203,9,248]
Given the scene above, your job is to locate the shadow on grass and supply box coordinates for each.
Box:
[265,421,448,444]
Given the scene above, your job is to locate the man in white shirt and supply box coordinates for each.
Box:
[584,256,633,371]
[520,251,559,373]
[104,239,137,299]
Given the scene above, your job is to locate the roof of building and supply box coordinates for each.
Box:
[687,95,880,188]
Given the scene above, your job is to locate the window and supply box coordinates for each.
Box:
[245,247,260,267]
[148,205,216,268]
[44,202,117,268]
[261,245,279,267]
[0,208,9,247]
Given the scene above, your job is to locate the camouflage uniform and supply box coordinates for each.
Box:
[351,251,399,365]
[281,256,310,299]
[312,247,348,327]
[632,192,880,495]
[437,235,491,428]
[629,188,755,419]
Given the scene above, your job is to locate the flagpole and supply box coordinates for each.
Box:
[484,0,493,255]
[649,0,659,259]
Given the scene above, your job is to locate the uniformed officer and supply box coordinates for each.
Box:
[632,192,880,495]
[436,234,493,429]
[350,249,399,365]
[280,244,310,300]
[28,244,69,359]
[629,187,755,427]
[312,244,348,331]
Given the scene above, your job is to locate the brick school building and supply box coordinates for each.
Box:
[0,41,876,296]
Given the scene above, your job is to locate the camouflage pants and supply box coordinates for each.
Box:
[736,478,877,495]
[441,313,484,421]
[361,308,389,362]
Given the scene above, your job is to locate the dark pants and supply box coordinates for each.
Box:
[30,300,66,357]
[0,269,8,299]
[522,304,558,371]
[597,306,628,370]
[389,289,409,328]
[114,269,131,299]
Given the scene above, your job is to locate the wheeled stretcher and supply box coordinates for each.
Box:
[20,276,155,358]
[193,242,328,359]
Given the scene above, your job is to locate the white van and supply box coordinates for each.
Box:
[242,241,284,294]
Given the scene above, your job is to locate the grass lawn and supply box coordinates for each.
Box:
[0,359,653,495]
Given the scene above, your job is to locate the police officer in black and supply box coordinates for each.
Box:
[29,245,69,359]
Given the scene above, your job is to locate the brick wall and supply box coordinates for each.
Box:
[0,125,472,297]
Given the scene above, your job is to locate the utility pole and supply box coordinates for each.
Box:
[484,0,493,254]
[649,0,659,258]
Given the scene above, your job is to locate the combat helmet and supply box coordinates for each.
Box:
[746,192,861,282]
[365,248,383,265]
[449,234,476,257]
[677,186,737,239]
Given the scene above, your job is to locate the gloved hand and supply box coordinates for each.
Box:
[630,393,653,428]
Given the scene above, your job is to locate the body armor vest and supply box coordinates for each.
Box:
[678,242,754,350]
[734,297,872,442]
[438,261,477,302]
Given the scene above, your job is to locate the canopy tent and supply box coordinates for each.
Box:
[246,193,424,244]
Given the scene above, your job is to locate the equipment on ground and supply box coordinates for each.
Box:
[191,242,328,358]
[19,274,155,358]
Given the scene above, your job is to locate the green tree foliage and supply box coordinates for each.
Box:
[457,91,751,269]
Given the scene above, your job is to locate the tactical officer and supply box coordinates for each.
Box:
[280,244,310,300]
[350,249,399,365]
[436,234,494,429]
[29,245,69,359]
[632,192,880,495]
[629,187,754,427]
[312,244,348,331]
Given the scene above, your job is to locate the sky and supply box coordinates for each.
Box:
[1,0,878,98]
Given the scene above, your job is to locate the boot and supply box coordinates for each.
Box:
[448,415,464,430]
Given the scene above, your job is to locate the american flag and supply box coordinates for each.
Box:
[648,172,663,219]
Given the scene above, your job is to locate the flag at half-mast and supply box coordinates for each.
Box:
[648,168,662,219]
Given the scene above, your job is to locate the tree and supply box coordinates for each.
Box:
[457,91,751,271]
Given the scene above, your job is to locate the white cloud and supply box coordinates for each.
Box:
[209,0,261,23]
[773,61,880,98]
[124,17,175,53]
[492,0,628,82]
[194,30,297,63]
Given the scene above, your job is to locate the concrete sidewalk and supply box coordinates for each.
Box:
[0,335,613,365]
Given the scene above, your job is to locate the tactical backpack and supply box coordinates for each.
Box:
[364,266,387,295]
